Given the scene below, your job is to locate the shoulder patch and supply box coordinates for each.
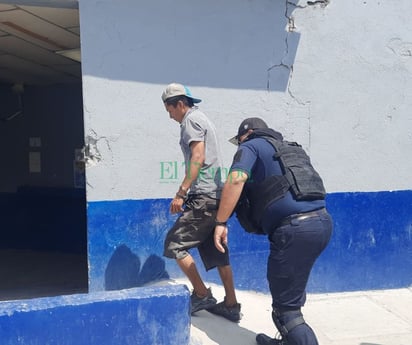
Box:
[232,149,243,165]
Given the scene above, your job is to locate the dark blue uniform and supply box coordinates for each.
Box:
[231,136,333,345]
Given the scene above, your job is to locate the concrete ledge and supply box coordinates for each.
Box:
[0,284,190,345]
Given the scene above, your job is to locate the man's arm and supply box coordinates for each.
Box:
[182,141,205,190]
[214,170,248,252]
[170,141,205,214]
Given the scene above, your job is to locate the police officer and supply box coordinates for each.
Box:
[213,117,333,345]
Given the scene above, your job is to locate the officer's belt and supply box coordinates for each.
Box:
[279,207,326,227]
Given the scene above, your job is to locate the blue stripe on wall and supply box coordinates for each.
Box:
[87,190,412,293]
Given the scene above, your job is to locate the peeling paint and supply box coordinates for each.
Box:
[84,131,117,168]
[387,38,412,58]
[366,228,376,247]
[307,0,330,7]
[85,134,102,167]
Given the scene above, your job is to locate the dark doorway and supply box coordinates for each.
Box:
[0,3,87,300]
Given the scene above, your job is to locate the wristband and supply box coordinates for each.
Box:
[215,219,227,226]
[175,193,187,200]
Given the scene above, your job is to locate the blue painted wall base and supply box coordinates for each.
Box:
[88,190,412,293]
[0,285,190,345]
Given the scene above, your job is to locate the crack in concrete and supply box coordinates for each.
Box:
[268,1,328,104]
[267,1,300,91]
[285,1,307,105]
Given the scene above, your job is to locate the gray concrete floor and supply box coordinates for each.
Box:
[179,279,412,345]
[0,249,88,301]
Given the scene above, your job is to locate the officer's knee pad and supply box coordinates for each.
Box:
[272,308,305,338]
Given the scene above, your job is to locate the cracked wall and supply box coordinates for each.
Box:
[80,0,412,200]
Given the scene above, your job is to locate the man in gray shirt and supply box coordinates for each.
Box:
[162,83,241,322]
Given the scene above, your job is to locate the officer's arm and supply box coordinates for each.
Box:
[214,170,248,252]
[216,169,248,222]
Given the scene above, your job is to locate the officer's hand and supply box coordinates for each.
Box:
[170,196,184,214]
[214,225,228,253]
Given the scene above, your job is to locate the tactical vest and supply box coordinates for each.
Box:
[235,136,326,234]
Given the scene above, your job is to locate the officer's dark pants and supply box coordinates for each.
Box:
[267,209,333,345]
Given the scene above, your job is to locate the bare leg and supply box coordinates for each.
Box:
[217,265,238,306]
[177,255,208,297]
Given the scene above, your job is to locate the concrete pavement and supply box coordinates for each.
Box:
[185,280,412,345]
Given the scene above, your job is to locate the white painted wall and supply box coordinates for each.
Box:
[79,0,412,201]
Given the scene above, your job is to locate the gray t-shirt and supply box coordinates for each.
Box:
[180,107,223,197]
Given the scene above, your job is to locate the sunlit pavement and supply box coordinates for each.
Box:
[174,280,412,345]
